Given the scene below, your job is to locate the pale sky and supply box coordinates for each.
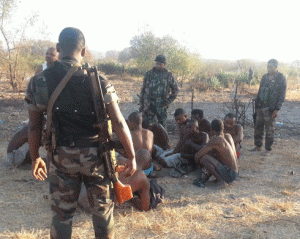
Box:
[14,0,300,63]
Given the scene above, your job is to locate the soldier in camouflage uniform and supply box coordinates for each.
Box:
[249,59,287,156]
[139,55,179,128]
[25,27,136,239]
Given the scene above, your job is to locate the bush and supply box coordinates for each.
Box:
[98,62,125,75]
[216,72,235,87]
[209,76,221,88]
[216,71,251,87]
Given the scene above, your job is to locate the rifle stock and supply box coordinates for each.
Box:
[82,63,133,205]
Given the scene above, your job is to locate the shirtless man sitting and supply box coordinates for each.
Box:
[194,119,238,188]
[118,149,151,211]
[166,119,209,169]
[163,108,189,157]
[191,109,211,135]
[79,149,152,211]
[174,108,189,139]
[223,113,243,156]
[127,111,154,153]
[127,111,159,175]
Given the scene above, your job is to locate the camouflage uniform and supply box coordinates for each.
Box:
[254,72,287,151]
[140,67,179,127]
[25,57,119,239]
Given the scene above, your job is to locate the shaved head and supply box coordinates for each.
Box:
[128,111,142,126]
[187,118,199,127]
[58,27,85,54]
[211,119,224,133]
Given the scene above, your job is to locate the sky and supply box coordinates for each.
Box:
[12,0,300,63]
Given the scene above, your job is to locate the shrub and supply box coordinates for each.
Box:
[98,62,125,75]
[209,76,221,88]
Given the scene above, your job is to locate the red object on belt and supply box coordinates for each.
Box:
[237,152,240,158]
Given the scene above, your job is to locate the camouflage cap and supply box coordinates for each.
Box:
[155,55,166,64]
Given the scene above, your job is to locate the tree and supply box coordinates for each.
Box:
[118,47,132,64]
[129,31,202,79]
[0,0,39,90]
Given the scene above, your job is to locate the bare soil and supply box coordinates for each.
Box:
[0,76,300,238]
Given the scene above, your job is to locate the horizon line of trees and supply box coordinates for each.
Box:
[1,0,299,91]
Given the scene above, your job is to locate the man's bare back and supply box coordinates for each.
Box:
[194,119,239,188]
[204,133,238,172]
[130,128,154,153]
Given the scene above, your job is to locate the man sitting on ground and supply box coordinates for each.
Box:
[147,123,170,150]
[127,111,161,176]
[118,149,151,211]
[79,149,154,211]
[223,113,243,157]
[174,108,189,139]
[191,109,211,135]
[165,119,209,169]
[194,119,238,188]
[127,111,154,153]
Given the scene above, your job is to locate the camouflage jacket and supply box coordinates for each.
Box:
[256,72,287,112]
[139,67,179,111]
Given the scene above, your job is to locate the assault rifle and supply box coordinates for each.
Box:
[81,63,133,205]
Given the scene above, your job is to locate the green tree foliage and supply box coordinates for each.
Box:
[129,31,202,80]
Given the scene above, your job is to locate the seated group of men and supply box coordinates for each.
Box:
[7,108,243,211]
[127,108,243,188]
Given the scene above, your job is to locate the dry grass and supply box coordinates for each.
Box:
[1,76,300,238]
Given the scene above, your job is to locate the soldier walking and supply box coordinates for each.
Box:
[139,55,179,128]
[249,59,287,156]
[26,27,136,239]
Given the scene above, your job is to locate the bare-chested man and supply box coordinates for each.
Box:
[128,111,154,154]
[164,108,189,158]
[35,47,59,75]
[79,149,151,211]
[118,149,151,211]
[194,119,238,188]
[191,109,211,135]
[223,113,243,156]
[127,111,161,175]
[174,108,189,139]
[166,119,208,165]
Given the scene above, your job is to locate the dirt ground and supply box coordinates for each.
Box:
[0,76,300,238]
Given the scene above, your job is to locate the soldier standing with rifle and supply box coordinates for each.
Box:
[249,59,287,156]
[25,27,136,239]
[139,55,179,128]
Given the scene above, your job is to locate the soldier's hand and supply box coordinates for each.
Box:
[32,157,47,181]
[123,158,137,177]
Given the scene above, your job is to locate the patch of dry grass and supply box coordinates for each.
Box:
[1,78,300,238]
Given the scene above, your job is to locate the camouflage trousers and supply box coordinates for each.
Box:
[143,99,168,128]
[48,146,114,239]
[254,107,275,151]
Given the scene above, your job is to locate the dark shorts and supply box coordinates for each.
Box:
[215,163,238,183]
